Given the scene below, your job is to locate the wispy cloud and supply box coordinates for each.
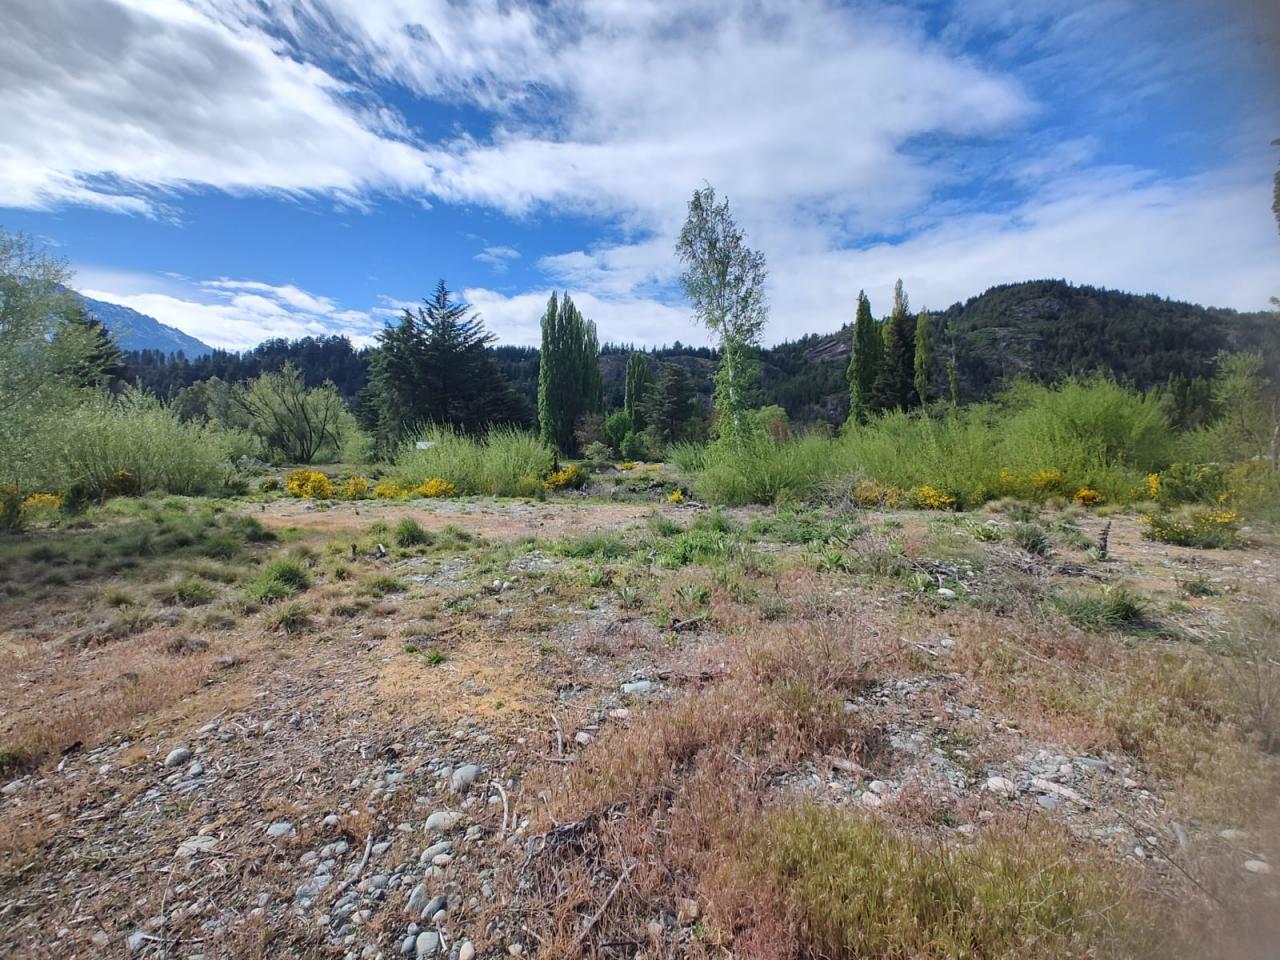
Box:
[473,245,521,272]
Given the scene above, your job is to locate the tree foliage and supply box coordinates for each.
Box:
[675,185,768,440]
[233,363,353,464]
[537,292,602,455]
[913,309,933,406]
[644,363,700,451]
[871,279,918,412]
[624,352,654,428]
[368,280,523,447]
[846,290,881,424]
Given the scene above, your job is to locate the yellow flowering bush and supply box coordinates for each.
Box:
[416,478,457,498]
[1029,468,1068,496]
[544,464,588,491]
[373,479,412,499]
[668,488,685,504]
[850,480,904,509]
[22,492,63,512]
[1073,487,1104,506]
[105,469,141,497]
[909,484,957,510]
[340,476,370,499]
[1144,473,1160,501]
[1145,508,1240,549]
[618,461,637,471]
[285,469,333,499]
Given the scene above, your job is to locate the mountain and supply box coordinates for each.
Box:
[76,292,213,358]
[120,279,1278,425]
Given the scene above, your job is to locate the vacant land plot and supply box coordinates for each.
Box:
[1,492,1277,959]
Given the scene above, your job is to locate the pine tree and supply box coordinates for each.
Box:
[913,308,933,405]
[54,301,125,388]
[623,352,654,428]
[644,363,698,451]
[368,280,521,447]
[871,279,918,412]
[846,290,881,424]
[537,292,602,455]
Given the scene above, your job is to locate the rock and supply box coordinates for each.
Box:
[421,895,447,920]
[1036,794,1059,810]
[574,731,594,746]
[859,791,882,807]
[424,812,463,834]
[459,942,476,960]
[405,884,429,917]
[422,840,453,861]
[1219,828,1248,841]
[609,708,630,720]
[164,747,193,768]
[621,680,653,695]
[984,776,1017,796]
[1030,777,1088,808]
[415,931,441,957]
[127,930,148,952]
[1244,860,1272,875]
[451,765,482,794]
[185,760,205,778]
[936,587,956,599]
[402,935,417,956]
[323,814,341,828]
[867,780,888,795]
[676,897,700,925]
[266,821,296,839]
[176,835,218,858]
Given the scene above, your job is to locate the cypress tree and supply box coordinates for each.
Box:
[913,308,933,405]
[537,292,601,454]
[623,352,654,428]
[846,290,881,424]
[871,279,917,412]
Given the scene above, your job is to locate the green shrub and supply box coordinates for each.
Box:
[1010,522,1051,556]
[1145,508,1241,549]
[158,578,217,607]
[558,532,628,559]
[657,528,733,567]
[1054,585,1150,630]
[666,441,705,472]
[394,426,553,498]
[394,517,432,547]
[265,600,310,633]
[244,556,310,604]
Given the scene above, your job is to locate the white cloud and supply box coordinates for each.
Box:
[78,273,384,350]
[473,245,521,271]
[463,287,696,350]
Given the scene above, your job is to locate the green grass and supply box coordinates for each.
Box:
[394,426,553,497]
[1053,584,1150,631]
[244,556,310,604]
[394,517,432,547]
[558,532,628,560]
[361,575,406,597]
[265,600,311,633]
[657,528,734,567]
[743,805,1129,959]
[156,578,217,607]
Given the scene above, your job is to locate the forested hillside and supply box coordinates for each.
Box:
[121,279,1278,428]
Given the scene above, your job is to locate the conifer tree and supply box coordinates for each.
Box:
[537,292,602,454]
[55,301,125,388]
[846,290,881,424]
[913,308,933,405]
[644,363,698,450]
[871,279,917,412]
[623,352,654,429]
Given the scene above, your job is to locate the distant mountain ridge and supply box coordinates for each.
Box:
[75,291,213,358]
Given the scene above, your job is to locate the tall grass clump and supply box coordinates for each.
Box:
[696,433,844,506]
[44,390,248,499]
[394,426,554,497]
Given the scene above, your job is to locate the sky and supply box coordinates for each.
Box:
[1,0,1277,351]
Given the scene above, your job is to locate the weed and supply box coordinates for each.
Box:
[1054,585,1150,631]
[394,517,432,547]
[265,601,310,633]
[425,648,448,665]
[1178,574,1219,597]
[361,575,406,597]
[244,557,310,604]
[1010,522,1051,556]
[156,578,217,607]
[559,532,628,560]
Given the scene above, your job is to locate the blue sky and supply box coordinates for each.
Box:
[1,0,1276,351]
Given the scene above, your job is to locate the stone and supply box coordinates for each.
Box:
[164,747,193,768]
[266,821,296,839]
[984,776,1017,796]
[405,884,429,917]
[1244,860,1272,875]
[1219,828,1248,841]
[574,731,594,746]
[186,760,205,778]
[421,895,447,921]
[402,935,417,956]
[415,931,441,957]
[1030,777,1088,807]
[127,930,148,952]
[422,840,453,861]
[867,780,888,795]
[621,680,653,695]
[451,764,482,794]
[323,814,341,828]
[425,811,463,834]
[676,897,700,925]
[176,835,218,858]
[936,587,956,599]
[459,942,476,960]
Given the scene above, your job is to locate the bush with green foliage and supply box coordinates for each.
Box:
[394,426,553,497]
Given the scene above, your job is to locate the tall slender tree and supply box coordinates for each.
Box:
[537,292,602,454]
[846,290,881,424]
[675,185,767,441]
[623,352,654,428]
[913,308,933,406]
[871,279,918,412]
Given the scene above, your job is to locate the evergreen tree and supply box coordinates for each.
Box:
[368,280,521,447]
[623,352,654,428]
[644,363,698,451]
[913,308,933,405]
[675,185,767,441]
[55,301,125,388]
[846,290,881,424]
[871,279,918,412]
[537,292,602,455]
